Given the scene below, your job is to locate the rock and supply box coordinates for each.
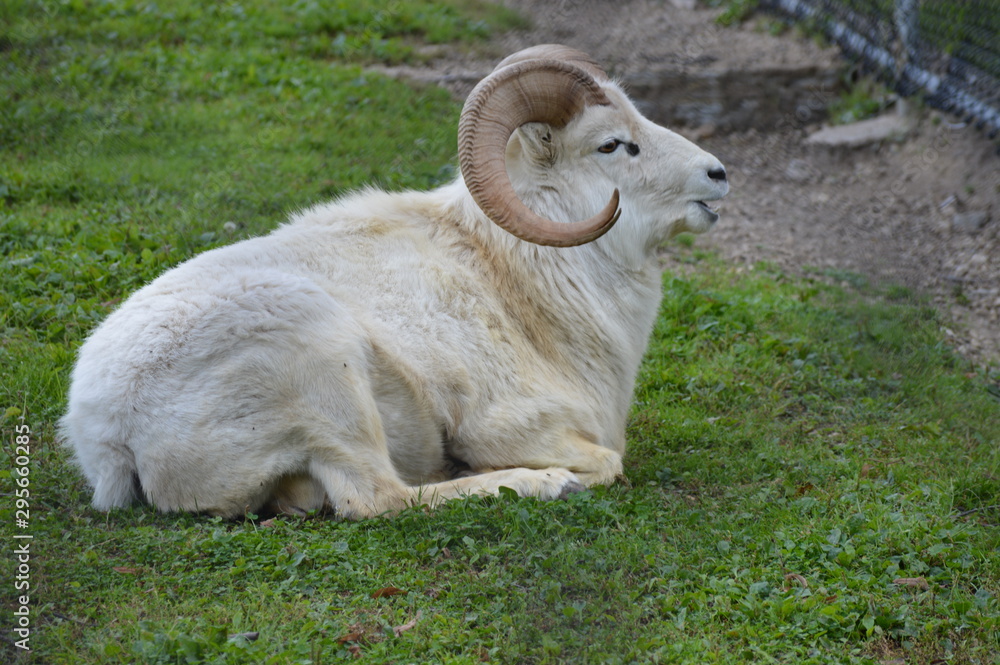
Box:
[785,158,814,183]
[952,210,990,233]
[669,0,698,8]
[622,62,839,132]
[805,113,912,148]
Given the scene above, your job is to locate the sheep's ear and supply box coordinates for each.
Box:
[512,122,558,167]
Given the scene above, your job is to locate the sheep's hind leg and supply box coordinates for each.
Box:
[280,311,590,517]
[264,474,328,517]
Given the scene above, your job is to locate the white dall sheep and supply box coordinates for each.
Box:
[60,45,729,520]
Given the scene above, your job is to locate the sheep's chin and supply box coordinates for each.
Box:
[681,201,719,234]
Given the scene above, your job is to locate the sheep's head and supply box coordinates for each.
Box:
[459,45,728,250]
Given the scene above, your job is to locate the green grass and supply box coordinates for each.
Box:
[3,2,1000,663]
[827,76,895,125]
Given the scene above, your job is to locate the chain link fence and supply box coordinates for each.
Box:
[759,0,1000,137]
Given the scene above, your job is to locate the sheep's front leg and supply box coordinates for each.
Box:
[425,466,586,503]
[463,433,623,488]
[523,433,624,488]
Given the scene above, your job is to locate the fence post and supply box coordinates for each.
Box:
[893,0,918,69]
[893,0,918,114]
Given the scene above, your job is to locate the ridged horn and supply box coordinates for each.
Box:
[493,44,610,83]
[458,54,621,247]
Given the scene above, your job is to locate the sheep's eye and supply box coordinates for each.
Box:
[597,139,620,154]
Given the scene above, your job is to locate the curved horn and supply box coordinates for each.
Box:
[458,58,621,247]
[494,44,610,82]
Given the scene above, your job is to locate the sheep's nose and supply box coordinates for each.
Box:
[708,167,727,182]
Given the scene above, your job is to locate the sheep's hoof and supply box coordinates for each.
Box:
[557,481,587,500]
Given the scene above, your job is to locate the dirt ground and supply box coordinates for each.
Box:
[390,0,1000,366]
[692,112,999,367]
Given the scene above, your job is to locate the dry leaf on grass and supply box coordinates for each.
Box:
[112,567,140,575]
[337,631,366,644]
[893,577,929,590]
[371,586,407,599]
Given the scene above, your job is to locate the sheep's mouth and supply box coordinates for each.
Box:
[693,200,720,222]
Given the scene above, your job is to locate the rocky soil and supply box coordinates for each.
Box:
[692,111,999,366]
[386,0,1000,365]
